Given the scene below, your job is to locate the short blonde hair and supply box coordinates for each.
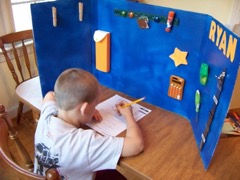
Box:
[54,68,99,111]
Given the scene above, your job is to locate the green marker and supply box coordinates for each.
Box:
[200,63,209,85]
[195,90,201,123]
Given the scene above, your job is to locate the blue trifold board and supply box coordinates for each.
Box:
[31,0,240,169]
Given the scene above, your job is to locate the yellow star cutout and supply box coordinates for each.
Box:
[169,48,188,67]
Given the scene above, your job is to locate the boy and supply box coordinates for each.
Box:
[34,68,144,179]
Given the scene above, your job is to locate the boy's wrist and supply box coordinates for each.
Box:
[125,117,136,123]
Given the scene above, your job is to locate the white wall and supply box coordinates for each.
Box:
[143,0,234,25]
[0,59,19,116]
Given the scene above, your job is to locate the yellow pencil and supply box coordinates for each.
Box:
[122,97,145,108]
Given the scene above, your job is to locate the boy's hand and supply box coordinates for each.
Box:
[115,101,134,119]
[92,109,102,122]
[43,91,55,103]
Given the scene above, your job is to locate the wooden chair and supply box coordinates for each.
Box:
[0,30,39,124]
[0,104,61,180]
[233,23,240,37]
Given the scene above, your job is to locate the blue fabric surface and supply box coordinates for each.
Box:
[31,0,93,96]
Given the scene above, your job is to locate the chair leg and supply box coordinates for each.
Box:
[32,109,40,126]
[17,101,24,124]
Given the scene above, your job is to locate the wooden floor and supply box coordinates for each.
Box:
[0,111,139,180]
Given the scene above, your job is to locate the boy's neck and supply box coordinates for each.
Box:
[57,109,81,128]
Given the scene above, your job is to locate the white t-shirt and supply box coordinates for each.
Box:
[34,101,124,180]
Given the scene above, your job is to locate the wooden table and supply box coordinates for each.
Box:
[16,77,240,180]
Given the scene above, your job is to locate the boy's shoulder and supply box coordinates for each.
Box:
[41,100,58,116]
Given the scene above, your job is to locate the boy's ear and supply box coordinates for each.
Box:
[79,102,88,115]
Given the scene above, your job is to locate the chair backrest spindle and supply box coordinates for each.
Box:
[22,40,32,78]
[233,23,240,37]
[0,30,37,86]
[0,38,20,85]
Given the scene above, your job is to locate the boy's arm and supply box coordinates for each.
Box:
[42,91,55,104]
[116,102,144,157]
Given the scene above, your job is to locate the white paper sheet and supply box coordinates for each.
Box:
[87,94,151,136]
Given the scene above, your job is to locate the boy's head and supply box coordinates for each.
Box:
[54,68,99,111]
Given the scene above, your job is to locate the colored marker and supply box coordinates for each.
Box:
[195,90,201,123]
[165,11,175,32]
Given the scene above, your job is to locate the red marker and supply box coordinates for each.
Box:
[165,11,175,32]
